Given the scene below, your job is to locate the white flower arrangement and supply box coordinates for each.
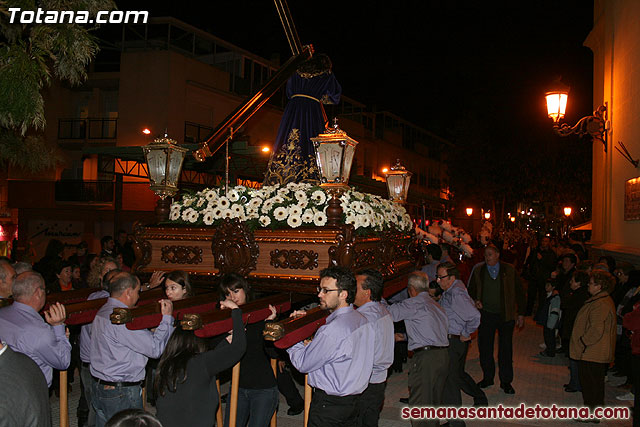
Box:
[168,183,413,234]
[416,220,474,258]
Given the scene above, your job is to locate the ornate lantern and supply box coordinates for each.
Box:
[311,119,358,190]
[384,159,412,203]
[466,208,473,217]
[142,133,188,221]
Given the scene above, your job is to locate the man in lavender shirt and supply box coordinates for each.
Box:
[89,271,174,427]
[437,262,484,427]
[0,271,71,387]
[78,263,118,427]
[354,269,394,427]
[288,266,374,427]
[388,271,449,427]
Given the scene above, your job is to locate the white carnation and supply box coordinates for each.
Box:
[202,210,215,225]
[313,211,327,226]
[274,207,288,221]
[302,209,314,223]
[287,215,302,228]
[228,189,240,202]
[248,197,263,209]
[182,208,196,221]
[221,209,233,219]
[311,190,326,205]
[288,205,302,217]
[169,208,181,221]
[259,215,271,227]
[218,196,230,209]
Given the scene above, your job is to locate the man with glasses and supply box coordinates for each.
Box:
[387,271,449,427]
[437,262,485,427]
[287,266,374,427]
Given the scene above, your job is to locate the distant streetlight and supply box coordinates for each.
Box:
[466,207,473,217]
[484,212,491,220]
[564,207,572,217]
[510,216,516,223]
[261,146,270,153]
[142,128,151,135]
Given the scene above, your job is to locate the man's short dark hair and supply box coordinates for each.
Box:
[105,409,162,427]
[357,269,384,302]
[572,271,590,288]
[562,253,578,265]
[426,244,442,261]
[109,272,140,297]
[437,261,459,279]
[101,236,114,248]
[485,244,500,255]
[320,266,356,304]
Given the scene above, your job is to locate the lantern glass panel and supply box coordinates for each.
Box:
[145,148,167,185]
[343,144,355,182]
[545,92,568,122]
[167,151,186,186]
[316,142,343,182]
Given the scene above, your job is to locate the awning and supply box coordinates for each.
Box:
[572,221,592,231]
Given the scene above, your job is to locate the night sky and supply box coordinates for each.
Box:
[124,0,594,141]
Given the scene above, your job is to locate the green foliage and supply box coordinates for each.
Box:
[0,0,116,171]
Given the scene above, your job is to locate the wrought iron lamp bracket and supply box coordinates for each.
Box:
[553,104,608,152]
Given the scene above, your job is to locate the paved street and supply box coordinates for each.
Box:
[52,317,632,426]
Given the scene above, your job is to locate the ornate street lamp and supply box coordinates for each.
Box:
[564,207,572,217]
[466,208,473,217]
[384,159,413,204]
[311,119,359,225]
[545,78,608,151]
[484,212,491,220]
[142,132,188,222]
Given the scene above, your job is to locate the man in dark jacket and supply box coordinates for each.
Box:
[467,244,525,395]
[0,341,51,427]
[525,236,557,316]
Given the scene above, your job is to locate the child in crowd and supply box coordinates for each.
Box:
[536,279,562,357]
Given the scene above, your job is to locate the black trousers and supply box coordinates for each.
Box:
[276,363,304,410]
[478,310,515,385]
[525,279,545,315]
[577,360,608,409]
[543,327,557,356]
[355,382,386,427]
[408,347,449,427]
[308,389,359,427]
[444,337,487,405]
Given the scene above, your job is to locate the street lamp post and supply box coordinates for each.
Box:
[545,78,608,151]
[466,207,473,217]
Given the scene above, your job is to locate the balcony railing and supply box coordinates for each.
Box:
[55,180,114,203]
[58,118,118,140]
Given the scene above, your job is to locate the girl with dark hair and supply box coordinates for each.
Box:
[154,299,246,427]
[219,273,279,427]
[162,270,194,301]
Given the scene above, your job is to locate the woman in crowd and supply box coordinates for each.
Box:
[154,298,246,427]
[220,273,279,427]
[48,259,74,293]
[570,270,616,415]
